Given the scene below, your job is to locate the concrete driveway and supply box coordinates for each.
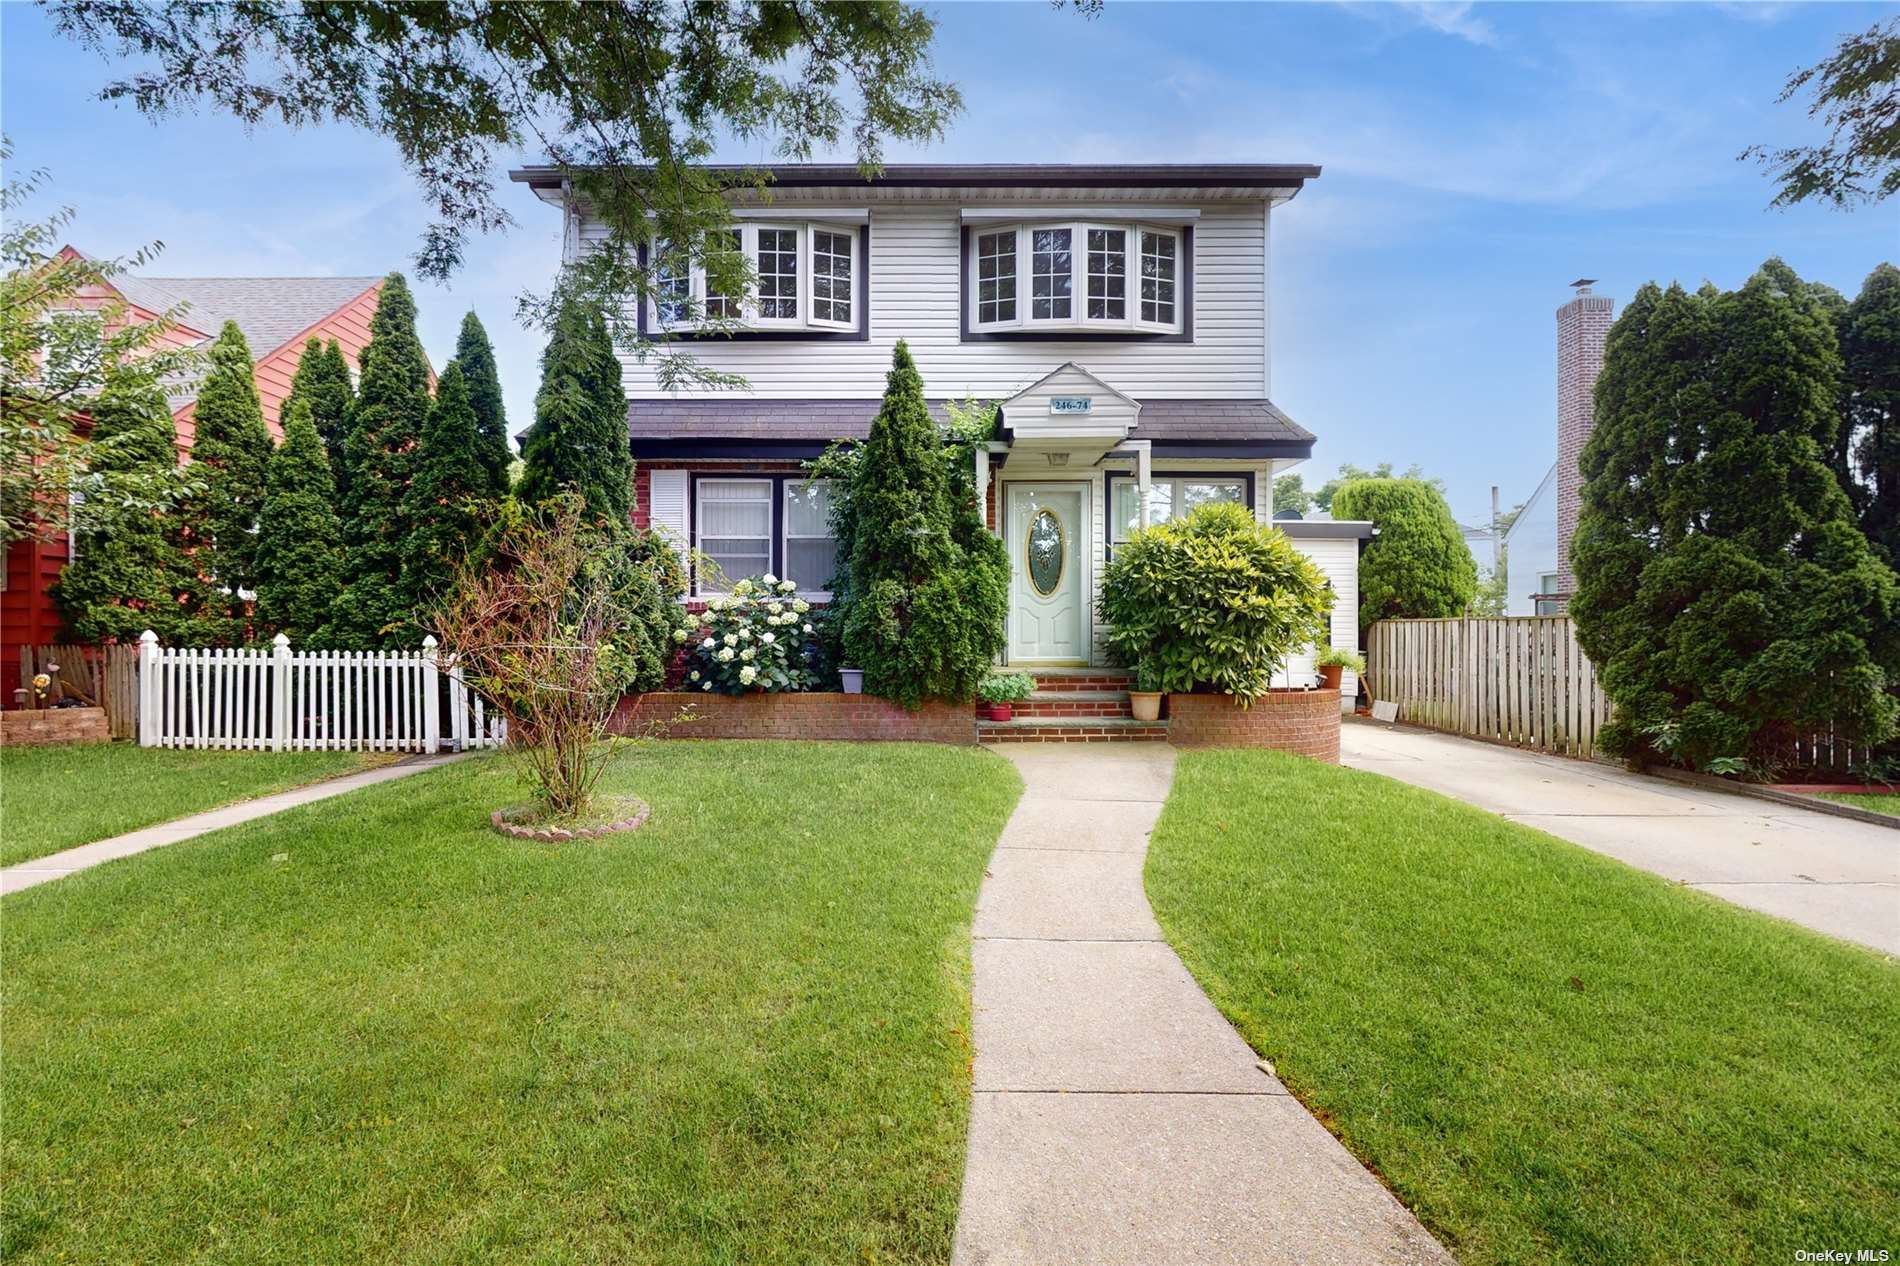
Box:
[1341,722,1900,957]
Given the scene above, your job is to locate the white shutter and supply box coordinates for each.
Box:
[646,469,690,571]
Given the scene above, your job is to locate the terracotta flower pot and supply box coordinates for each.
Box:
[987,702,1013,722]
[1319,664,1344,692]
[1128,691,1163,722]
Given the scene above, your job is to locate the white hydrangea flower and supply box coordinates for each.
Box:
[767,602,783,615]
[701,637,715,649]
[718,647,735,662]
[737,627,752,640]
[689,670,701,681]
[760,632,776,645]
[739,665,758,685]
[792,599,810,613]
[734,579,754,595]
[761,573,777,586]
[803,622,813,633]
[740,647,756,662]
[723,634,738,647]
[779,579,797,593]
[703,681,713,691]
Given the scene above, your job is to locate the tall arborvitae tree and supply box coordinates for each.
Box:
[1839,262,1900,561]
[50,366,205,643]
[187,320,272,638]
[454,311,512,493]
[835,340,1008,707]
[1573,261,1900,771]
[330,273,433,648]
[254,397,343,644]
[1329,478,1478,627]
[282,336,356,493]
[401,362,494,631]
[517,288,631,522]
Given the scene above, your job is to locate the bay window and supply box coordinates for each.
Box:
[645,222,860,334]
[1110,476,1247,542]
[969,222,1184,335]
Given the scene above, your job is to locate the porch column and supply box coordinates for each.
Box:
[1136,442,1152,530]
[974,445,992,533]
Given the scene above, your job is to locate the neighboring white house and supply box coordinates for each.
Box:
[513,162,1365,705]
[1504,462,1560,615]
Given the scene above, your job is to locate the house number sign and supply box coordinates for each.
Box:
[1049,396,1093,415]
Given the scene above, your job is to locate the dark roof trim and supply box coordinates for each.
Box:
[1150,440,1315,460]
[1275,519,1376,540]
[631,437,835,461]
[511,162,1319,193]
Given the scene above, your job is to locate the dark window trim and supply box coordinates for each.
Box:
[1104,467,1256,557]
[687,471,836,596]
[1148,439,1312,460]
[960,224,1193,344]
[636,223,870,342]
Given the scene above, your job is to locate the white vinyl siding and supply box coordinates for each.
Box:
[695,479,773,593]
[1287,535,1362,707]
[599,200,1268,398]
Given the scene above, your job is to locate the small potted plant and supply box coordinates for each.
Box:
[978,670,1035,721]
[1128,661,1163,722]
[1315,647,1365,693]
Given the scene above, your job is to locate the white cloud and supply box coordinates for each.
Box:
[1336,1,1501,47]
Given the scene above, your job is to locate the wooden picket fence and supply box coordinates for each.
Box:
[17,643,140,739]
[1366,616,1611,759]
[136,632,505,753]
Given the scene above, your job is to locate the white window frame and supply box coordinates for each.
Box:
[968,222,1183,336]
[693,477,775,596]
[808,229,855,331]
[782,478,838,600]
[645,221,862,334]
[1110,475,1247,543]
[972,227,1020,329]
[650,240,693,331]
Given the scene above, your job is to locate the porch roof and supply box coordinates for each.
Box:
[624,398,1314,459]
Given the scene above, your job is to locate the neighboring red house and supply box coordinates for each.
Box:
[2,252,387,700]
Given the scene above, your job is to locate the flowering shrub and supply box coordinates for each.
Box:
[676,575,819,695]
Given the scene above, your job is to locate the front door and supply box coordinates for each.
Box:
[1006,483,1089,663]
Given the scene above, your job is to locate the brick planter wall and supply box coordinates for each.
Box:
[1165,689,1340,762]
[614,692,978,745]
[0,706,109,747]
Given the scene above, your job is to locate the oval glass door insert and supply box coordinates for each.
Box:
[1026,508,1065,596]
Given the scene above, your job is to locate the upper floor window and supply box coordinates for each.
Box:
[649,222,858,335]
[970,222,1183,335]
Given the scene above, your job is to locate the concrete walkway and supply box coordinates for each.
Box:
[1342,723,1900,957]
[952,744,1450,1266]
[0,754,463,896]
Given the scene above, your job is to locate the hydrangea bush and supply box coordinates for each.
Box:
[676,575,818,695]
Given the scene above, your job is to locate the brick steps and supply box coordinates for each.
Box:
[975,690,1133,720]
[977,716,1168,743]
[1022,667,1133,693]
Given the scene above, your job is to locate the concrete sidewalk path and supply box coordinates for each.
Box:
[1,753,464,896]
[1342,723,1899,957]
[952,743,1451,1266]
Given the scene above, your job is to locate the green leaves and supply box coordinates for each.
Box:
[1098,502,1332,706]
[1330,478,1477,627]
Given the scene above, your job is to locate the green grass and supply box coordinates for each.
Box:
[0,741,1021,1264]
[1145,749,1900,1266]
[1813,790,1900,817]
[0,743,376,867]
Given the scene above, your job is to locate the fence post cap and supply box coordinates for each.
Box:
[422,635,438,650]
[272,633,291,648]
[139,629,159,644]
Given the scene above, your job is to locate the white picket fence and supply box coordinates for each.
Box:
[1366,616,1612,759]
[136,631,505,753]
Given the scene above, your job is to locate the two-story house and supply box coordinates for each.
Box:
[511,163,1366,704]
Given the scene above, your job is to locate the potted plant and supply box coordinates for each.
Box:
[1128,661,1163,722]
[839,667,864,694]
[1315,647,1365,693]
[978,670,1035,721]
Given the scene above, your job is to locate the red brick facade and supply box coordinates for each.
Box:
[1165,689,1340,761]
[613,691,978,744]
[1554,285,1614,603]
[0,706,109,747]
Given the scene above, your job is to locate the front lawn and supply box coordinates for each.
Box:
[1,741,1021,1264]
[0,743,377,867]
[1813,790,1900,818]
[1146,749,1900,1266]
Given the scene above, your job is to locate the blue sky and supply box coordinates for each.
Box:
[4,1,1894,526]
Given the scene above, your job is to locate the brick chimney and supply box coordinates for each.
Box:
[1554,279,1614,603]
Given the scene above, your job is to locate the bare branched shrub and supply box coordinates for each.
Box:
[434,495,648,818]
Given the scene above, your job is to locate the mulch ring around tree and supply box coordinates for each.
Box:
[490,794,651,842]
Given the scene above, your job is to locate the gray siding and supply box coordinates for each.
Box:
[580,201,1269,400]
